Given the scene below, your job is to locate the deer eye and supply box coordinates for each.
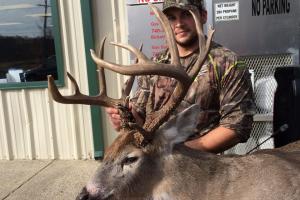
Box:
[122,156,138,166]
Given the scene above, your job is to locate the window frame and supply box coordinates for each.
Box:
[0,0,64,90]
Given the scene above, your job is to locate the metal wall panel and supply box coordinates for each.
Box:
[208,0,300,58]
[91,0,130,148]
[127,1,165,59]
[206,0,300,154]
[0,0,94,160]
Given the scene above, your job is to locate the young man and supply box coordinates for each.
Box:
[106,0,255,153]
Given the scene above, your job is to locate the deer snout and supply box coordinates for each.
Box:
[75,186,89,200]
[76,183,114,200]
[76,185,100,200]
[86,182,102,197]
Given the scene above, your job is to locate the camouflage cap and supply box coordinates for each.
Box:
[163,0,204,12]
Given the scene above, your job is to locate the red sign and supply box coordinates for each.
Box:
[138,0,164,4]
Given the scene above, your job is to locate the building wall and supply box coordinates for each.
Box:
[0,0,131,160]
[92,0,130,147]
[0,0,95,160]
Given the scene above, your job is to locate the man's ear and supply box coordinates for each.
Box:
[200,10,207,24]
[157,104,200,149]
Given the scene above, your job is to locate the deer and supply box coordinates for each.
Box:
[47,4,300,200]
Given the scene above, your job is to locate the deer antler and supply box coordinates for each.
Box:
[48,3,215,147]
[88,4,215,145]
[48,37,133,108]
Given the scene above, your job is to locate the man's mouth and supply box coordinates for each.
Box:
[175,30,189,36]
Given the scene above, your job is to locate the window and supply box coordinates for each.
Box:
[0,0,63,89]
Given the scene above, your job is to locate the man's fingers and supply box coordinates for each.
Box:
[109,113,121,126]
[105,107,119,114]
[105,107,121,131]
[111,114,121,120]
[105,105,145,131]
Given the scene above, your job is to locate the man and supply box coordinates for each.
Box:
[106,0,255,153]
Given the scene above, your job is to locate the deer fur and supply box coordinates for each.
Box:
[78,105,300,200]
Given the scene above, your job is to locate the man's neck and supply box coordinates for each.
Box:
[177,42,199,58]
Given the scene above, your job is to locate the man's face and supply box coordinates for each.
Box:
[164,7,207,47]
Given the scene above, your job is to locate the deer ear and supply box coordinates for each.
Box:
[157,104,200,148]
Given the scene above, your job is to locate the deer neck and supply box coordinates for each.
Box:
[151,145,224,199]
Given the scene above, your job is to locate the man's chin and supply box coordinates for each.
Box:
[176,38,197,47]
[176,36,189,44]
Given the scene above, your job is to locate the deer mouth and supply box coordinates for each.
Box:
[100,190,115,200]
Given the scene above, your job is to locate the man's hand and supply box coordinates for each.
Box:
[105,104,145,132]
[105,107,121,131]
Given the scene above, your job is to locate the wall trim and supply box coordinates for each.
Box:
[80,0,104,159]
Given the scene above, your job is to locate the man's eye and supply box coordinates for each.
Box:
[182,11,192,18]
[167,16,175,21]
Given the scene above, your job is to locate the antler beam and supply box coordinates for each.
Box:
[48,37,125,108]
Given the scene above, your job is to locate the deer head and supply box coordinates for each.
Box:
[48,3,215,200]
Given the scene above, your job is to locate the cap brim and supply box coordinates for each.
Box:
[163,4,197,13]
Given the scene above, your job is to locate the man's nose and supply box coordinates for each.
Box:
[174,18,185,28]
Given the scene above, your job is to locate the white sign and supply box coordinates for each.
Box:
[215,1,239,22]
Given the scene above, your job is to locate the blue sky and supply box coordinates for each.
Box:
[0,0,52,37]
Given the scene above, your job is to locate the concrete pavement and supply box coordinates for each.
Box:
[0,160,100,200]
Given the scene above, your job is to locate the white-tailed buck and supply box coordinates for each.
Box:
[48,4,300,200]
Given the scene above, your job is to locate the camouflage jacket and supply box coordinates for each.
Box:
[130,42,255,142]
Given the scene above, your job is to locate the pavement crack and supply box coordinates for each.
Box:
[2,160,55,200]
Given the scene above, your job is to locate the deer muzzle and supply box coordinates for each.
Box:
[75,185,114,200]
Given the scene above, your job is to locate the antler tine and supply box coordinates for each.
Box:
[192,9,205,53]
[98,37,107,96]
[97,37,132,107]
[121,76,135,100]
[47,72,82,104]
[121,44,143,99]
[206,25,215,49]
[110,42,149,64]
[148,3,180,65]
[188,9,215,77]
[121,74,135,100]
[47,37,127,108]
[48,72,123,107]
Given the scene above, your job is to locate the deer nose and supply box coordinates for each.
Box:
[75,187,89,200]
[75,187,101,200]
[76,184,112,200]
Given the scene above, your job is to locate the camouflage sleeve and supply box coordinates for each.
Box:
[129,51,169,120]
[129,75,151,120]
[217,55,255,142]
